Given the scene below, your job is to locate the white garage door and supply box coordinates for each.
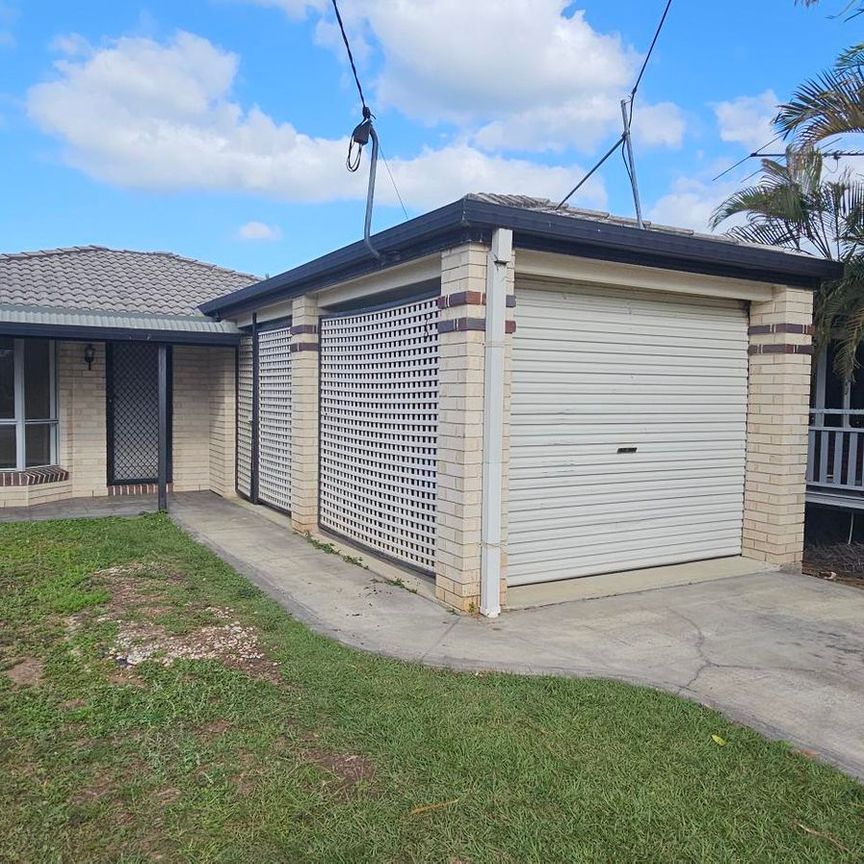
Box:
[508,283,748,586]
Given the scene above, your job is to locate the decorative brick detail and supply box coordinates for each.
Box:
[505,320,517,334]
[289,342,320,352]
[436,292,517,310]
[742,286,814,567]
[748,323,814,336]
[748,343,814,355]
[0,466,69,487]
[290,324,318,335]
[437,317,486,333]
[108,482,174,496]
[437,290,485,309]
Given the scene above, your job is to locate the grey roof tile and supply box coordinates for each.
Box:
[0,246,259,318]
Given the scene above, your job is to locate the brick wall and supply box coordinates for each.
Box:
[208,347,237,497]
[0,339,237,507]
[289,295,320,532]
[743,286,814,566]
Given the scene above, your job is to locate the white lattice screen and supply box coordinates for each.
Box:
[320,297,439,572]
[257,324,292,512]
[236,335,253,497]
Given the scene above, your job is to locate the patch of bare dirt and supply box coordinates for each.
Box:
[304,748,376,796]
[5,656,43,686]
[804,544,864,589]
[79,562,281,682]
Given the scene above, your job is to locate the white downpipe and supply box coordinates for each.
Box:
[480,228,513,618]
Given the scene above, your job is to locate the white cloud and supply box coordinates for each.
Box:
[647,177,744,233]
[714,90,778,152]
[244,0,685,154]
[237,220,283,240]
[50,32,92,56]
[27,31,606,210]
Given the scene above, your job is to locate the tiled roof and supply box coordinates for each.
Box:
[465,193,814,258]
[0,246,259,318]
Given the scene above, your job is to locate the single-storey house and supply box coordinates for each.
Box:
[0,245,252,506]
[0,196,840,615]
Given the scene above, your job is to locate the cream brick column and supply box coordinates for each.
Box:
[435,241,514,612]
[208,346,236,497]
[63,340,108,498]
[742,286,814,566]
[290,295,320,532]
[172,346,211,491]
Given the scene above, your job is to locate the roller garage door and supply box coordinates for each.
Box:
[508,284,748,586]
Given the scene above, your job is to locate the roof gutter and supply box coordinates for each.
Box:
[201,197,841,319]
[0,321,241,346]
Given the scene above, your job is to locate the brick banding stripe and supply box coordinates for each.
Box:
[748,343,814,355]
[748,323,814,336]
[108,482,175,496]
[437,292,517,309]
[437,290,485,309]
[0,466,69,487]
[438,317,486,333]
[289,342,320,352]
[290,324,318,335]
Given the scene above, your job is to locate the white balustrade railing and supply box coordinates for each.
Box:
[808,408,864,491]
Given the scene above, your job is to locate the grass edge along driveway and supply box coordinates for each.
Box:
[1,514,862,863]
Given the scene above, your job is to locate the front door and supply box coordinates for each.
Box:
[106,343,172,485]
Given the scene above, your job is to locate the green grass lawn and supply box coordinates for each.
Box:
[1,515,862,863]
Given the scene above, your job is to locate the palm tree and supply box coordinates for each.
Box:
[712,148,864,379]
[775,45,864,145]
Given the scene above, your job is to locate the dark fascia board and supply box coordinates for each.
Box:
[201,197,841,318]
[0,321,241,346]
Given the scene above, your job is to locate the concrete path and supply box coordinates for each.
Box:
[166,492,864,780]
[0,495,159,522]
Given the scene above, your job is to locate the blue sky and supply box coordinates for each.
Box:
[0,0,855,278]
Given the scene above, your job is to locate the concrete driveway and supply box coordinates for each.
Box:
[166,493,864,780]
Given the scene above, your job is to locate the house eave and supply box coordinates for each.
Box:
[200,196,842,319]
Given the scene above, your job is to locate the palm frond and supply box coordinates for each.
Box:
[776,65,864,145]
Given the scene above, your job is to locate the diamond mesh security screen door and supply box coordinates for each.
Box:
[107,343,170,484]
[257,325,292,511]
[320,297,439,572]
[236,335,253,498]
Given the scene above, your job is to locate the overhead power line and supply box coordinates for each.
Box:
[380,148,410,221]
[331,0,368,113]
[711,135,783,182]
[557,0,673,216]
[711,137,864,182]
[330,0,411,254]
[630,0,673,110]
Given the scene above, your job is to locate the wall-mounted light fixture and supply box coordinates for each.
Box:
[84,343,95,371]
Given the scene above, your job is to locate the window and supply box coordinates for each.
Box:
[0,339,58,470]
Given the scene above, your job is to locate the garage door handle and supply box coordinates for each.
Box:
[617,447,637,454]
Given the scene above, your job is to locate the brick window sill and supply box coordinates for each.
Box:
[0,466,70,487]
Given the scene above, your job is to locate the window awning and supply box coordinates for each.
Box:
[0,304,241,346]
